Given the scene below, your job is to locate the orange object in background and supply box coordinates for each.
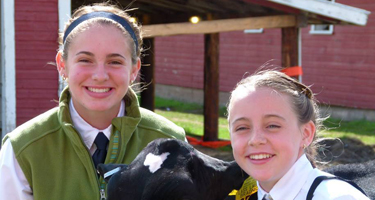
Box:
[186,136,231,148]
[281,66,303,77]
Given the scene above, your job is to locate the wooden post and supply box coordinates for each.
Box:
[203,32,219,141]
[281,27,299,72]
[140,38,155,111]
[140,15,155,111]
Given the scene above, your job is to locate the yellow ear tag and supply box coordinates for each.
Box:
[235,177,257,200]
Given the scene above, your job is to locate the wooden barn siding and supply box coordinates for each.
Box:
[154,1,375,110]
[15,0,59,125]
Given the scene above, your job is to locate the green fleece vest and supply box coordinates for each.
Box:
[3,87,185,200]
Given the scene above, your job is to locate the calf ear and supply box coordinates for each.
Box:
[97,164,127,183]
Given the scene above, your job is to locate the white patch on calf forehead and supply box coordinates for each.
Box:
[144,152,170,173]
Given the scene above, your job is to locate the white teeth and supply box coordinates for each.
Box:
[250,154,272,160]
[88,87,110,93]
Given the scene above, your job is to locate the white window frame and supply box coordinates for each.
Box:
[244,28,263,34]
[309,0,335,35]
[310,24,334,35]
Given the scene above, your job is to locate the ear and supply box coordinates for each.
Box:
[130,58,141,83]
[301,120,316,147]
[56,51,67,76]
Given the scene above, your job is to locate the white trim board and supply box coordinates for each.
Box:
[57,0,71,96]
[1,0,16,139]
[267,0,370,26]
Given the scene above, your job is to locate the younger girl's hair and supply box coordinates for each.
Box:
[58,2,143,65]
[227,70,324,166]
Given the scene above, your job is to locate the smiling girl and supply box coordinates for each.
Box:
[228,70,368,200]
[0,3,185,200]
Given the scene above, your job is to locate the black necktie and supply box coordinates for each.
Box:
[92,132,109,169]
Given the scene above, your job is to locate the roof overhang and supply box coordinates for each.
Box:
[72,0,371,38]
[265,0,370,26]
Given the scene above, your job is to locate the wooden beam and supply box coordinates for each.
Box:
[140,38,155,111]
[203,32,219,141]
[282,27,299,78]
[143,15,296,38]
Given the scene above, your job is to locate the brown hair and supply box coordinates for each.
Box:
[58,2,143,65]
[227,70,324,166]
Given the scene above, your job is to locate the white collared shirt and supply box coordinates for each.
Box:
[257,154,369,200]
[0,99,125,200]
[69,99,125,155]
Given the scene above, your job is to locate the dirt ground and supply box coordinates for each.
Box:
[193,137,375,168]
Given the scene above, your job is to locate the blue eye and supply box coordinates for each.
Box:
[79,59,90,63]
[267,124,280,129]
[110,61,122,65]
[235,126,249,132]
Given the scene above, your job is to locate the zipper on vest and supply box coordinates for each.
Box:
[100,188,106,200]
[98,129,121,200]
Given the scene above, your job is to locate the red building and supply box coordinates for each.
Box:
[154,0,375,121]
[0,0,373,139]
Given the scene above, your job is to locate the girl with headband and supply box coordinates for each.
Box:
[227,70,368,200]
[0,3,185,200]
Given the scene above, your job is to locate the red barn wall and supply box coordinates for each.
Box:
[303,0,375,110]
[155,0,375,110]
[155,30,281,92]
[15,0,59,125]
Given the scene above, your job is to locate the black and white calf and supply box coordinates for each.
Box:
[98,138,248,200]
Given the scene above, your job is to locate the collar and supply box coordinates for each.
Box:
[257,154,313,200]
[69,99,125,150]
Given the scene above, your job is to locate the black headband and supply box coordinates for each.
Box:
[63,11,138,50]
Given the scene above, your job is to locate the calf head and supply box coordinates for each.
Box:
[98,138,248,200]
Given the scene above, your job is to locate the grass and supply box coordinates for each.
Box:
[154,96,230,139]
[155,109,230,139]
[154,97,375,145]
[321,118,375,145]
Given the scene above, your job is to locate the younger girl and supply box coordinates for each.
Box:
[228,70,368,200]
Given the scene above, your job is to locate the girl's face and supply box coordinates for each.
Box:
[229,87,314,192]
[57,24,140,117]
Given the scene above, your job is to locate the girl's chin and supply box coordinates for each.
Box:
[83,104,117,112]
[249,171,274,182]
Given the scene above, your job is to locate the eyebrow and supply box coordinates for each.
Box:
[76,51,94,56]
[264,114,286,121]
[230,114,286,126]
[75,52,126,60]
[107,53,126,59]
[230,117,249,126]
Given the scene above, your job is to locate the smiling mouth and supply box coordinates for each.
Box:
[87,87,111,93]
[249,154,274,160]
